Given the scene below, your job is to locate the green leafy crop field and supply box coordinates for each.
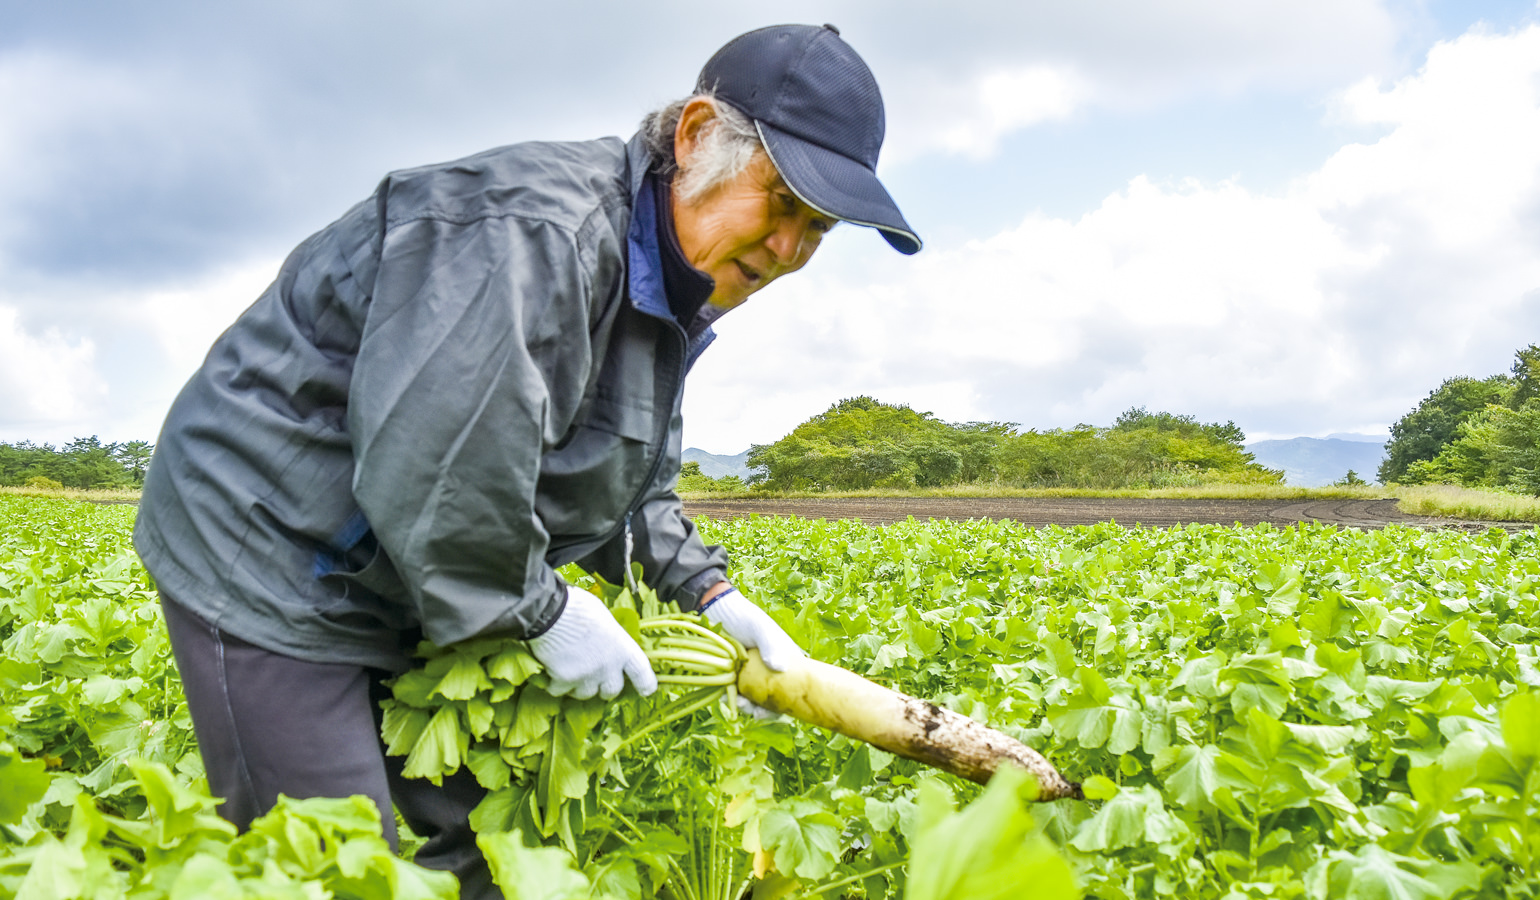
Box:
[1,496,1537,898]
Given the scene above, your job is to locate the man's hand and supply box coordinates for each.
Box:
[699,585,804,672]
[529,586,658,700]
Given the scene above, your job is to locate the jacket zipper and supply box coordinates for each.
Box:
[616,315,688,591]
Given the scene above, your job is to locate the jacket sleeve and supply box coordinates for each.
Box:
[632,483,730,610]
[348,207,604,645]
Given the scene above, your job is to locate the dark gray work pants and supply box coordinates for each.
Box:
[160,595,496,899]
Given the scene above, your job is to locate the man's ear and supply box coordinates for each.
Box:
[673,97,719,169]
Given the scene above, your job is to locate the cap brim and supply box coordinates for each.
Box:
[756,120,921,255]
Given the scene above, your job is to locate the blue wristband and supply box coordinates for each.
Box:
[697,585,738,614]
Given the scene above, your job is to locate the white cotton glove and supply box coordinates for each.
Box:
[529,586,658,700]
[700,587,804,673]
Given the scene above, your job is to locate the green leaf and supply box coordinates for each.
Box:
[426,653,492,701]
[865,796,903,833]
[1474,742,1527,794]
[1161,743,1222,812]
[1046,668,1141,752]
[507,687,563,747]
[467,745,512,791]
[1236,706,1291,767]
[869,641,910,674]
[1283,722,1356,755]
[1328,845,1443,900]
[1069,783,1171,851]
[1079,774,1119,801]
[16,795,120,900]
[1364,676,1438,711]
[1220,653,1292,719]
[33,622,86,664]
[1256,562,1303,617]
[1172,652,1227,699]
[589,856,643,900]
[15,835,93,900]
[465,697,496,740]
[1039,633,1078,678]
[127,758,232,846]
[905,766,1078,900]
[1314,643,1366,684]
[486,645,543,687]
[168,854,244,900]
[1407,730,1484,810]
[1419,860,1486,899]
[836,744,874,791]
[0,744,50,825]
[331,836,460,900]
[1266,617,1304,651]
[402,706,467,782]
[248,805,325,876]
[758,799,844,881]
[477,830,592,900]
[1500,689,1540,760]
[547,715,590,802]
[381,704,433,757]
[469,783,540,836]
[611,606,643,644]
[79,674,142,707]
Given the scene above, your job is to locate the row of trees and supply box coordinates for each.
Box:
[732,397,1280,492]
[1379,345,1540,494]
[0,437,153,490]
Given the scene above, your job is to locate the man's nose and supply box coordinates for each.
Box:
[766,219,814,268]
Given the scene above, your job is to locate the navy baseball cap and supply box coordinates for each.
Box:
[697,24,922,255]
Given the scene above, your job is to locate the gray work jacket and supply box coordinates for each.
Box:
[134,133,728,672]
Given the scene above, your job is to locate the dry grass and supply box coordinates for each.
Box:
[0,485,142,505]
[1386,484,1540,524]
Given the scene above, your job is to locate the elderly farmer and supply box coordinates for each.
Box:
[134,22,918,897]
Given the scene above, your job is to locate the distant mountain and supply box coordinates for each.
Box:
[682,447,754,480]
[1246,438,1388,487]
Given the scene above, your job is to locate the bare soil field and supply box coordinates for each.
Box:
[683,497,1530,531]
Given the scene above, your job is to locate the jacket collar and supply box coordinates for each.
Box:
[624,133,717,367]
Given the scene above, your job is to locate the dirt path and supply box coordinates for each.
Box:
[683,497,1526,530]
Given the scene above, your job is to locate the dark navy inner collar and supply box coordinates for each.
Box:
[625,171,670,320]
[626,165,719,369]
[653,173,716,327]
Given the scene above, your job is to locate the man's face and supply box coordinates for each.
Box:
[671,152,838,310]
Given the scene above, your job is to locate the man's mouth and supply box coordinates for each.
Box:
[734,260,762,284]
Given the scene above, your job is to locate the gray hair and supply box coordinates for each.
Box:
[640,93,764,203]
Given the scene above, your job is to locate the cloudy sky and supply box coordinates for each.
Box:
[2,1,1538,454]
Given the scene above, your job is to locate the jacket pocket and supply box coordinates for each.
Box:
[312,511,414,630]
[581,393,655,443]
[537,394,657,543]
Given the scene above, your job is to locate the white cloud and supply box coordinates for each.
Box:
[900,65,1087,161]
[685,24,1540,451]
[4,7,1536,454]
[0,258,279,443]
[875,0,1402,162]
[0,307,106,433]
[1316,24,1540,249]
[0,2,1411,284]
[138,260,279,371]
